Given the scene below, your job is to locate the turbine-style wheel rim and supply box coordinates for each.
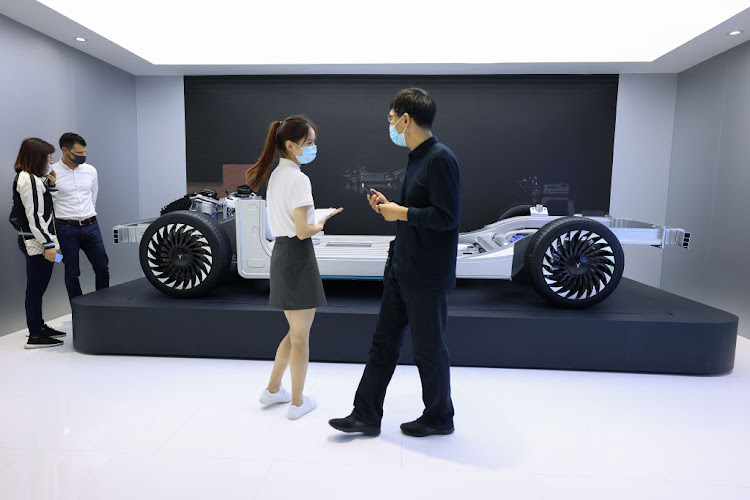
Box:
[541,229,616,300]
[146,223,213,290]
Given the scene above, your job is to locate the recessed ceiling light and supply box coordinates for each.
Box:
[728,30,743,36]
[75,37,86,42]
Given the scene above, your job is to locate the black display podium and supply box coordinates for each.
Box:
[71,276,738,375]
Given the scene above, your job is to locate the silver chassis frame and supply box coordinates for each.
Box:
[114,196,690,281]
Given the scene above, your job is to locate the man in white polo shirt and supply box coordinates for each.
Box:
[52,132,110,301]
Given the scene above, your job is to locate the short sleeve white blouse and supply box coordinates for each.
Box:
[266,158,315,238]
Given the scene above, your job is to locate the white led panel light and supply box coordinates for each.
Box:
[36,0,750,65]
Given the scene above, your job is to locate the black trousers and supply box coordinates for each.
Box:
[353,266,454,428]
[17,237,54,337]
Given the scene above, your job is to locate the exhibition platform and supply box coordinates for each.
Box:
[71,276,738,375]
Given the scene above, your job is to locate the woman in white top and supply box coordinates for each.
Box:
[245,115,342,420]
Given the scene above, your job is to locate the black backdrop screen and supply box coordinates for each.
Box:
[184,75,618,235]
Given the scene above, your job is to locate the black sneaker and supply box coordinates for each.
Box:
[41,324,66,338]
[25,335,64,349]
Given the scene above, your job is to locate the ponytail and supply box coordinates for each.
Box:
[246,120,282,191]
[245,115,318,191]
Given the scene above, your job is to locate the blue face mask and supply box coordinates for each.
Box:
[389,115,407,147]
[295,144,317,165]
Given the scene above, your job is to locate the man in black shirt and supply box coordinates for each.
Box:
[329,88,461,437]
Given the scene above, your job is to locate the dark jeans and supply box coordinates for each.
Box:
[56,220,110,301]
[17,237,54,337]
[353,266,455,428]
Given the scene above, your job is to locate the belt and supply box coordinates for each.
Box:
[56,216,97,226]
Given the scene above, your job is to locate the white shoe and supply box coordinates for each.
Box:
[287,396,317,420]
[260,386,292,405]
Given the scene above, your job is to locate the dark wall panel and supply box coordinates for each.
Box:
[184,75,618,235]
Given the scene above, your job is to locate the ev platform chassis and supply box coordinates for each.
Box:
[113,191,690,308]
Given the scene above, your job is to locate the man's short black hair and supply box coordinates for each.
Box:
[389,88,436,128]
[59,132,86,151]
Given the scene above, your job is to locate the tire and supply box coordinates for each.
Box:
[498,203,534,221]
[139,210,231,298]
[524,217,624,308]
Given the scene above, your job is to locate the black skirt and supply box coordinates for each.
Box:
[269,236,327,310]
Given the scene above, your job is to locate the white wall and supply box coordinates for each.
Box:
[0,15,188,337]
[136,77,187,219]
[0,14,141,336]
[662,40,750,331]
[610,55,750,335]
[610,74,678,287]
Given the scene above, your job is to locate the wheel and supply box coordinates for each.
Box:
[139,210,231,298]
[524,217,624,308]
[498,203,534,221]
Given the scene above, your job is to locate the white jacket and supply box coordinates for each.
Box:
[15,171,59,256]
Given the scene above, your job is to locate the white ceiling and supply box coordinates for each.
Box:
[2,0,750,75]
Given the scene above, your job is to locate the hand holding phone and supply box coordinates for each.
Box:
[43,248,57,262]
[367,189,388,213]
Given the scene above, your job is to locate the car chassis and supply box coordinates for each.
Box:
[113,190,690,308]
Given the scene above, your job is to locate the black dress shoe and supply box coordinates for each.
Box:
[400,418,454,437]
[328,414,381,436]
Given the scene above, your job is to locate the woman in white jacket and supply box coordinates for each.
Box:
[11,138,65,349]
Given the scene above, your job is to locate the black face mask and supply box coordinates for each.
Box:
[68,152,86,165]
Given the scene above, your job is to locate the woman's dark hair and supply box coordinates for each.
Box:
[14,138,55,177]
[59,132,86,151]
[245,115,318,191]
[389,87,436,128]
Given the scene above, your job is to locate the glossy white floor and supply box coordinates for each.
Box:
[1,315,750,500]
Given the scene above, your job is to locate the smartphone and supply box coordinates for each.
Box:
[54,253,63,263]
